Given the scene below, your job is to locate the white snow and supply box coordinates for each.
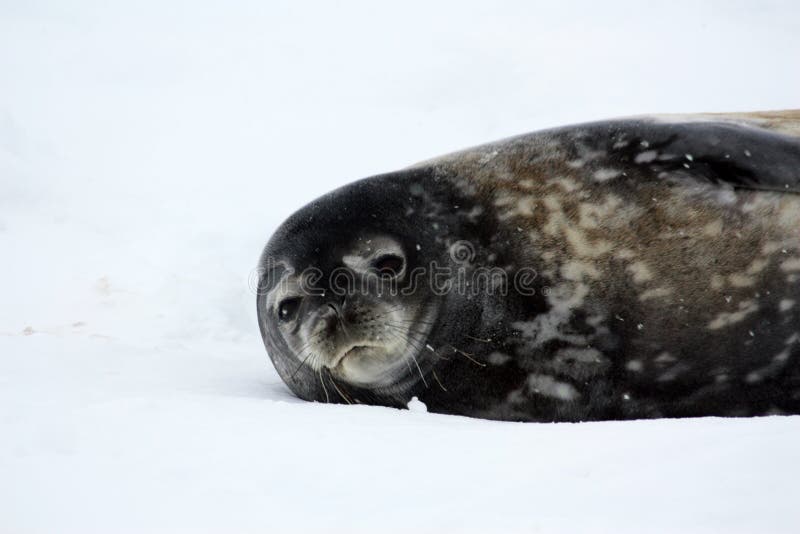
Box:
[407,396,428,413]
[2,1,800,532]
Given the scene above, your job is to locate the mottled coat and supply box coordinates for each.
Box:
[259,111,800,421]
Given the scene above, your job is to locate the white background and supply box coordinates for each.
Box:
[1,1,799,532]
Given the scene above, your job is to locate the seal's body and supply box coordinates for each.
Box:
[258,111,800,422]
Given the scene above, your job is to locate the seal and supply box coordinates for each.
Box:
[257,110,800,422]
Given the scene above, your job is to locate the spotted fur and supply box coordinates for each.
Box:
[258,111,800,421]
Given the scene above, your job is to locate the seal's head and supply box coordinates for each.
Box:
[256,170,493,405]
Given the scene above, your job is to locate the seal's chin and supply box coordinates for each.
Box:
[330,343,409,386]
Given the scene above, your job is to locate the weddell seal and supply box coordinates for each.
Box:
[256,110,800,422]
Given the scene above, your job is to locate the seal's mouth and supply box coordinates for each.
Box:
[331,344,377,368]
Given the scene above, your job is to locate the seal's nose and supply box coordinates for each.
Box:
[318,307,338,336]
[324,294,347,318]
[320,297,347,335]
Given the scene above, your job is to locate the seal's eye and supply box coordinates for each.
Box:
[278,297,302,322]
[373,254,404,276]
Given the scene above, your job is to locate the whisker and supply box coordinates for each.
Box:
[290,351,316,380]
[380,322,455,364]
[327,371,353,404]
[291,328,327,359]
[446,345,487,367]
[381,328,423,378]
[382,321,489,368]
[289,330,329,377]
[382,316,437,326]
[409,351,428,387]
[368,304,406,317]
[381,321,430,344]
[381,324,430,387]
[431,368,447,392]
[318,366,330,403]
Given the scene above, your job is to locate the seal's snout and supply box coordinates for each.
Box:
[319,305,340,336]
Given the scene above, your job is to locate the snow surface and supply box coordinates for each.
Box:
[2,1,800,532]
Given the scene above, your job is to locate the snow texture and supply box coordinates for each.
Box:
[2,1,800,532]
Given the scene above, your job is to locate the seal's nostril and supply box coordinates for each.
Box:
[326,303,344,326]
[322,310,339,335]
